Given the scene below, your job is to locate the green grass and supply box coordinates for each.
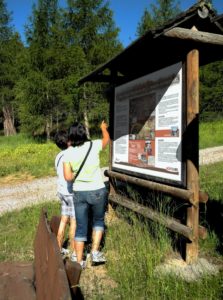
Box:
[0,118,222,179]
[0,124,222,299]
[0,133,35,147]
[199,120,223,149]
[0,161,222,299]
[104,211,223,300]
[0,133,109,179]
[88,161,223,298]
[200,161,223,202]
[99,145,109,168]
[1,201,221,299]
[0,139,58,178]
[0,202,60,262]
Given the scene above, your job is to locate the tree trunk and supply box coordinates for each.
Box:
[83,84,90,138]
[45,91,52,141]
[83,110,90,139]
[3,105,16,136]
[56,110,59,133]
[46,118,51,141]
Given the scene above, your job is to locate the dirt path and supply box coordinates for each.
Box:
[0,176,58,216]
[0,167,109,216]
[199,145,223,165]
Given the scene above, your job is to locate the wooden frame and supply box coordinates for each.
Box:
[111,63,186,186]
[106,49,201,263]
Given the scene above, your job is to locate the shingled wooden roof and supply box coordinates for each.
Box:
[79,1,223,85]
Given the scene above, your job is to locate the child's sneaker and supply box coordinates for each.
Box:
[70,252,77,262]
[61,247,70,257]
[91,251,106,266]
[79,260,87,270]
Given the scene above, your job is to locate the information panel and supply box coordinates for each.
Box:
[112,62,185,185]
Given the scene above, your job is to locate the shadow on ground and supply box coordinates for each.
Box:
[200,199,223,253]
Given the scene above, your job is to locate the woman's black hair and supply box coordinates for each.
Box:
[68,122,89,146]
[54,130,69,150]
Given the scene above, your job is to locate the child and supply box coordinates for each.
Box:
[54,130,76,261]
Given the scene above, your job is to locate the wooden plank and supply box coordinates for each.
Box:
[164,27,223,46]
[185,48,200,264]
[109,194,193,241]
[105,170,194,203]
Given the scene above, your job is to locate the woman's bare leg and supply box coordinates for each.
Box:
[92,230,103,252]
[75,241,85,263]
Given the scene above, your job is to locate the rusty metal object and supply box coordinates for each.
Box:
[49,215,61,236]
[65,260,82,297]
[34,210,72,300]
[49,215,82,297]
[0,211,82,300]
[0,262,36,299]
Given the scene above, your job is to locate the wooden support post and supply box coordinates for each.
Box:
[186,48,200,264]
[108,82,115,196]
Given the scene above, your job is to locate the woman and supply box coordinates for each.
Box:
[63,120,110,268]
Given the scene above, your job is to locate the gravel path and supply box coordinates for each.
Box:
[199,145,223,165]
[0,167,108,216]
[0,147,223,216]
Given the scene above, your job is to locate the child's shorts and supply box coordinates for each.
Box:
[57,192,75,218]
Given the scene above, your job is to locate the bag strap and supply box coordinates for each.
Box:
[74,141,93,181]
[56,154,64,168]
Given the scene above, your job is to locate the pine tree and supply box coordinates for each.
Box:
[137,0,181,36]
[200,60,223,118]
[151,0,181,26]
[64,0,122,66]
[136,9,154,37]
[17,0,87,138]
[62,0,122,132]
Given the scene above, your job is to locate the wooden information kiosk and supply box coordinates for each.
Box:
[79,2,223,263]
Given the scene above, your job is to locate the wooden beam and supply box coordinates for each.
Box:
[106,170,208,204]
[164,27,223,46]
[105,170,194,203]
[109,193,193,241]
[186,48,200,264]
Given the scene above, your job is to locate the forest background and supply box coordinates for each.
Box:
[0,0,223,139]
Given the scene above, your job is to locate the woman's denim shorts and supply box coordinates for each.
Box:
[73,187,107,242]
